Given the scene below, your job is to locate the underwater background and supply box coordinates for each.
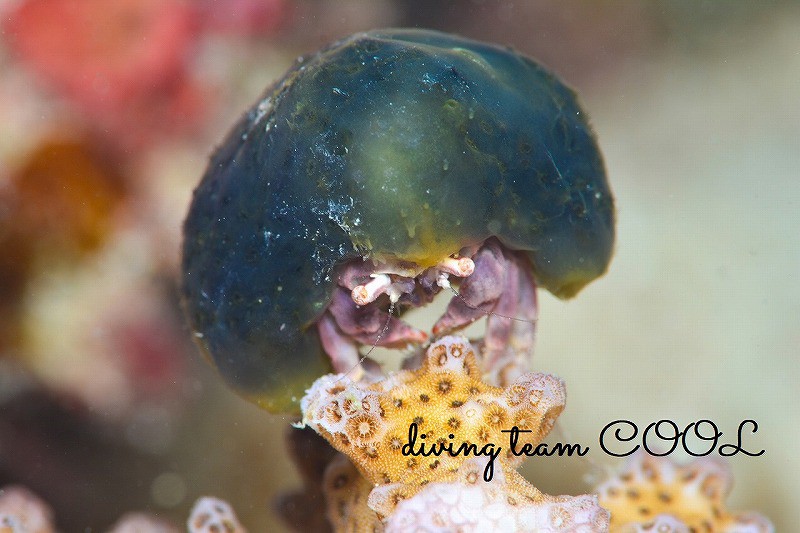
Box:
[0,1,797,530]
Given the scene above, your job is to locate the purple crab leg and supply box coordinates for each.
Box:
[481,250,538,384]
[432,240,507,335]
[317,312,361,375]
[327,287,428,347]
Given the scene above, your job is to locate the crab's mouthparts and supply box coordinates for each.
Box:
[318,238,538,386]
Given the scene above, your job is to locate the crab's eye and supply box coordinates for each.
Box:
[181,29,615,413]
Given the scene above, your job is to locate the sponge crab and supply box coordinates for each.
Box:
[181,29,615,413]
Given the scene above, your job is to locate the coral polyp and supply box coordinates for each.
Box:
[301,336,565,493]
[596,452,773,532]
[375,458,609,532]
[181,29,615,412]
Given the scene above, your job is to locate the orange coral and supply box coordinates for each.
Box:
[6,138,127,257]
[301,336,565,492]
[596,451,773,532]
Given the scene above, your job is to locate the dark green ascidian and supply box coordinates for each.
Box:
[181,29,615,413]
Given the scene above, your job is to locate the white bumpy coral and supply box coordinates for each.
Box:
[374,458,609,532]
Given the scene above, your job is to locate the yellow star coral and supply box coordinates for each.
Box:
[596,451,773,532]
[301,336,566,494]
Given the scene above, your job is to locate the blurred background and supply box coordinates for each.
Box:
[0,0,797,530]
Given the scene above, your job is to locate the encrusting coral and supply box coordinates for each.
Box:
[374,457,608,532]
[595,451,773,532]
[301,335,610,529]
[301,336,565,491]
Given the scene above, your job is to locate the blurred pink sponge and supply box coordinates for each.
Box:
[4,0,207,148]
[4,0,196,107]
[197,0,289,36]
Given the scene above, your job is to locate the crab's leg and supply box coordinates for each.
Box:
[351,274,393,305]
[328,287,428,347]
[432,241,506,335]
[436,256,475,278]
[481,251,538,385]
[317,312,362,376]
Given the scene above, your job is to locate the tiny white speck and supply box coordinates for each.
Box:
[280,323,286,331]
[194,332,204,338]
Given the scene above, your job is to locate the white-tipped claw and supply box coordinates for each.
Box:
[436,272,451,289]
[437,257,475,277]
[351,273,393,305]
[386,285,402,303]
